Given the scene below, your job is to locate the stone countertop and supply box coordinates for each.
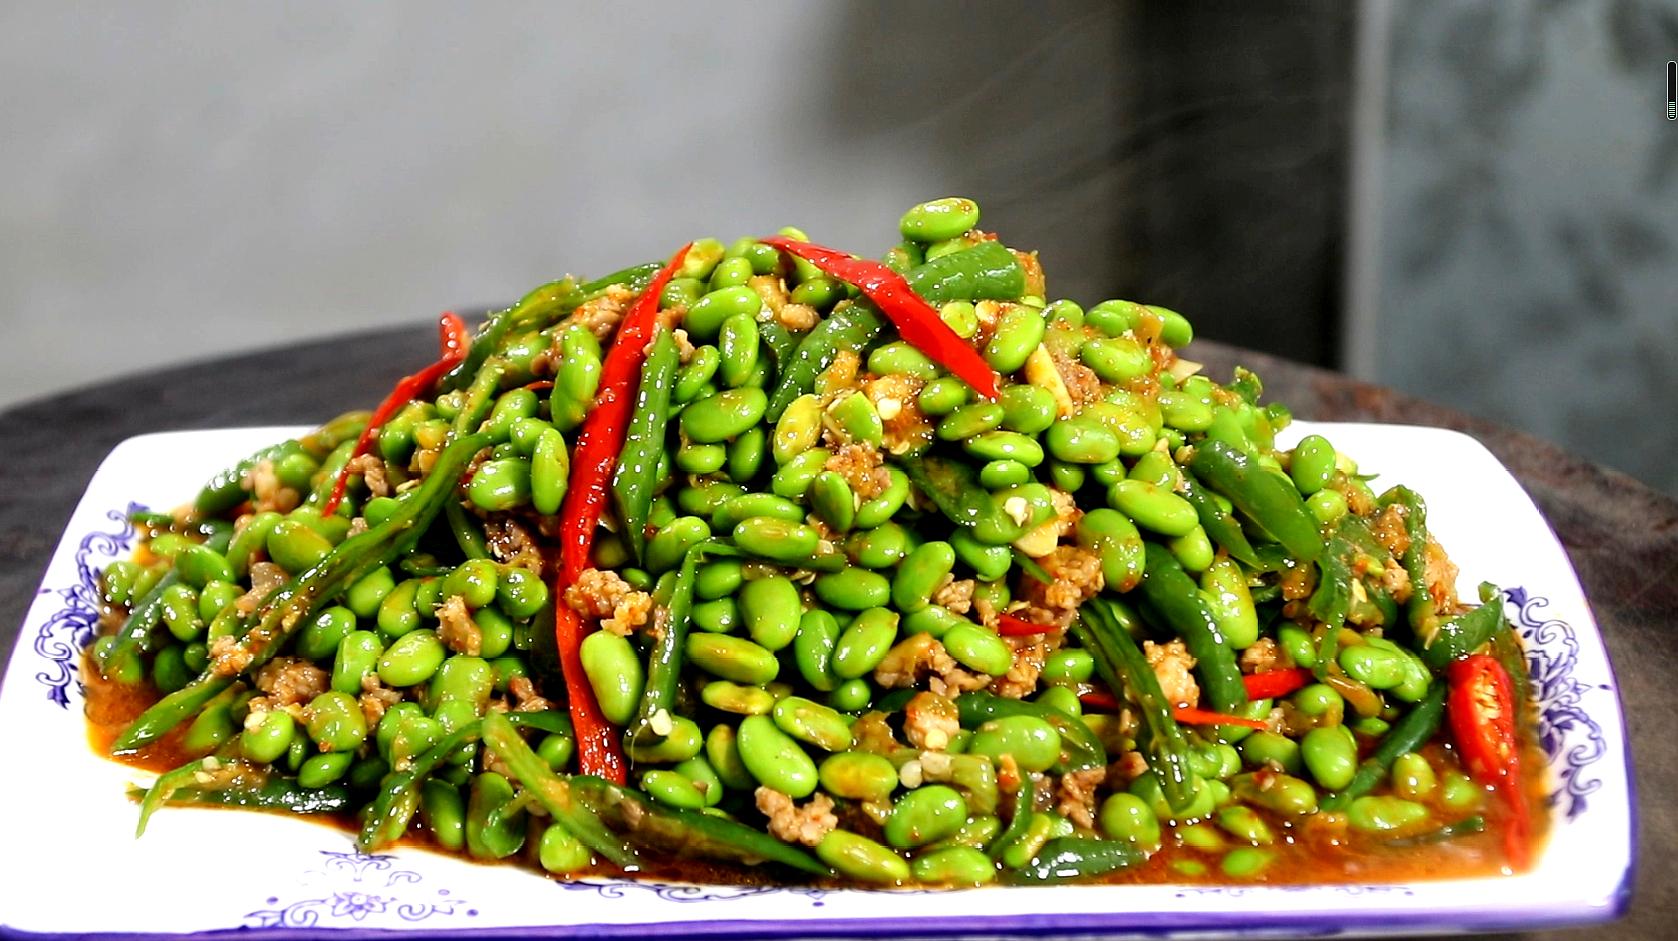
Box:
[2,328,1672,940]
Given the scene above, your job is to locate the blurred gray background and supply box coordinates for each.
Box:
[3,1,1674,495]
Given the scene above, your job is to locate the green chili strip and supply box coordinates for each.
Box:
[1135,544,1248,713]
[765,301,886,421]
[1189,440,1323,563]
[1320,681,1447,811]
[479,713,641,867]
[360,723,482,851]
[1000,836,1146,885]
[569,775,828,876]
[612,328,680,565]
[1073,598,1196,812]
[903,240,1026,305]
[1180,472,1260,567]
[956,690,1106,773]
[1421,583,1506,671]
[113,431,495,754]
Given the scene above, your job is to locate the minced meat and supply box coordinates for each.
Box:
[873,633,989,698]
[563,567,653,636]
[902,691,961,751]
[756,787,837,847]
[436,595,483,656]
[1145,639,1200,707]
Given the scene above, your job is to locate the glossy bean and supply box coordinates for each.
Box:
[739,575,803,651]
[680,387,769,443]
[941,623,1014,677]
[884,784,968,849]
[331,630,384,695]
[772,696,854,752]
[816,830,910,885]
[378,630,447,687]
[1106,479,1198,536]
[831,608,900,679]
[818,751,899,802]
[1300,725,1359,791]
[686,633,780,686]
[983,304,1046,374]
[737,714,819,798]
[814,568,891,611]
[305,690,369,753]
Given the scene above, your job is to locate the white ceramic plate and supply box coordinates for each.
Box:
[0,422,1634,939]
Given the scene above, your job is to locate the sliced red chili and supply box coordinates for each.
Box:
[1079,691,1123,712]
[320,311,469,517]
[557,244,692,583]
[1171,705,1268,730]
[1241,667,1313,701]
[758,235,1001,399]
[1447,653,1531,869]
[997,613,1057,637]
[549,244,691,784]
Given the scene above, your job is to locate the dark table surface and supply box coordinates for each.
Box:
[2,327,1672,939]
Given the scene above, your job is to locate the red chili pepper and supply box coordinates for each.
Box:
[1171,705,1269,730]
[1241,667,1313,701]
[320,312,470,517]
[757,236,1000,399]
[1079,691,1123,711]
[549,244,691,785]
[1447,653,1531,869]
[997,613,1057,637]
[1080,690,1267,730]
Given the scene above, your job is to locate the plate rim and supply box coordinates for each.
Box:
[0,421,1638,939]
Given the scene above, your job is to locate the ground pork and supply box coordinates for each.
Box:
[872,633,989,697]
[777,302,820,331]
[932,576,974,615]
[824,441,891,501]
[1015,546,1105,628]
[848,711,902,754]
[865,373,931,456]
[1239,637,1292,674]
[815,348,862,399]
[242,460,301,514]
[234,563,286,617]
[671,327,697,363]
[1145,639,1200,707]
[902,691,961,751]
[436,594,483,656]
[988,635,1050,699]
[994,752,1024,795]
[1423,538,1464,614]
[748,274,789,314]
[563,567,653,636]
[1108,751,1149,786]
[358,673,404,725]
[569,284,636,339]
[254,656,328,707]
[1055,766,1106,830]
[483,517,543,571]
[507,675,555,713]
[1371,502,1412,557]
[208,635,254,677]
[1049,347,1103,408]
[756,787,837,847]
[343,453,391,499]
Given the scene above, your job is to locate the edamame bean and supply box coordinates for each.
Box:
[706,724,757,792]
[1080,337,1152,384]
[1221,846,1274,879]
[815,568,891,611]
[266,520,333,573]
[772,395,823,464]
[951,528,1012,581]
[1240,731,1303,775]
[770,448,830,500]
[1099,793,1162,851]
[627,716,704,764]
[941,623,1013,677]
[1200,556,1258,648]
[819,751,899,802]
[853,469,910,530]
[645,516,712,574]
[1046,417,1121,464]
[297,605,357,661]
[331,630,384,695]
[911,845,996,886]
[306,690,369,752]
[467,458,531,512]
[965,431,1044,467]
[1346,796,1432,833]
[1338,643,1407,690]
[642,769,709,810]
[378,630,447,687]
[816,831,910,885]
[732,517,821,563]
[983,304,1046,374]
[867,341,939,379]
[792,610,842,693]
[968,715,1061,773]
[1392,752,1438,801]
[174,543,235,589]
[1289,434,1337,495]
[347,566,397,619]
[680,388,769,443]
[1042,648,1095,686]
[918,377,971,416]
[701,680,776,715]
[831,608,900,679]
[687,633,780,686]
[891,542,955,613]
[740,575,803,651]
[1107,480,1198,536]
[936,402,1005,441]
[1231,772,1318,817]
[718,314,760,387]
[809,471,856,533]
[884,785,967,849]
[772,696,854,752]
[1300,726,1359,791]
[538,822,591,874]
[687,286,764,340]
[737,714,819,798]
[530,428,569,515]
[900,197,979,243]
[241,709,295,764]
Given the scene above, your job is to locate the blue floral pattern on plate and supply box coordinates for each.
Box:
[32,502,138,708]
[244,851,475,928]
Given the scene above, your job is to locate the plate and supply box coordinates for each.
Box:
[0,422,1634,939]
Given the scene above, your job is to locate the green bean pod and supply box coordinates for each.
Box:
[612,328,680,564]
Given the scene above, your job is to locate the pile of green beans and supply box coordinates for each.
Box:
[92,196,1530,888]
